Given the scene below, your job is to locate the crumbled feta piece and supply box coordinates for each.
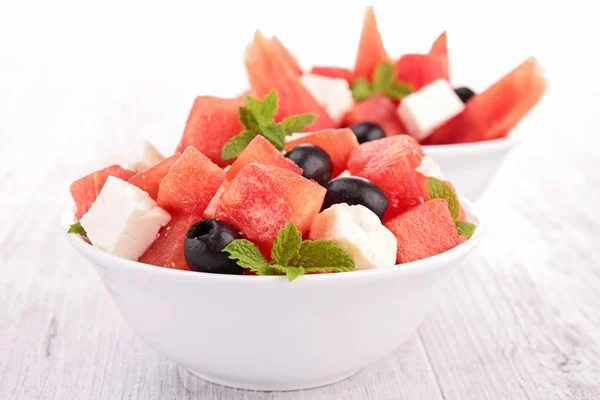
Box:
[80,176,171,260]
[123,140,164,172]
[415,156,444,180]
[397,79,465,141]
[300,74,353,124]
[309,204,397,270]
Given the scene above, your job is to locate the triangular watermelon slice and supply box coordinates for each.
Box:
[422,57,547,144]
[395,32,450,90]
[244,30,336,131]
[268,36,303,76]
[353,6,389,80]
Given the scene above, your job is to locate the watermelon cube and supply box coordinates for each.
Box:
[128,153,181,200]
[348,135,425,176]
[226,135,302,182]
[356,148,425,221]
[384,199,461,263]
[354,6,389,80]
[422,57,547,145]
[70,165,135,219]
[244,30,336,131]
[157,146,225,216]
[139,213,201,270]
[176,96,244,167]
[284,128,359,177]
[343,95,406,136]
[310,66,353,85]
[216,163,326,253]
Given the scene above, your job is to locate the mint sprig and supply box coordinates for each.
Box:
[223,222,356,281]
[351,61,414,101]
[221,91,317,161]
[455,221,476,239]
[68,221,87,236]
[427,177,477,239]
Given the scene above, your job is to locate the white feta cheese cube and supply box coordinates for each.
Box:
[123,140,164,172]
[415,156,444,180]
[80,176,171,261]
[300,74,353,124]
[397,79,464,141]
[309,204,397,270]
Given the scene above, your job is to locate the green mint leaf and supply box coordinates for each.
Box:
[383,80,415,99]
[68,221,87,236]
[238,107,259,132]
[221,130,258,161]
[427,177,460,220]
[372,61,396,91]
[271,221,302,266]
[243,91,278,126]
[222,239,270,272]
[281,113,318,135]
[291,240,356,271]
[351,78,374,102]
[283,266,306,282]
[261,123,286,151]
[455,221,476,239]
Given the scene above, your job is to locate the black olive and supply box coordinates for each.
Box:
[285,144,333,187]
[454,87,476,103]
[184,219,244,274]
[350,122,386,144]
[322,177,388,220]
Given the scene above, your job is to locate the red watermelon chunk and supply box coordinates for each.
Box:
[245,31,336,131]
[348,135,424,176]
[284,128,359,177]
[395,32,450,90]
[310,66,353,85]
[356,148,424,221]
[176,96,244,167]
[70,165,135,219]
[128,153,181,200]
[139,213,201,271]
[354,6,389,80]
[343,95,406,136]
[268,36,303,76]
[423,57,547,145]
[157,146,225,215]
[216,163,326,254]
[226,136,302,182]
[384,199,461,263]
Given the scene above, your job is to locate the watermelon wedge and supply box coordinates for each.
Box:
[354,6,389,80]
[284,128,359,177]
[176,96,244,167]
[269,36,303,76]
[128,153,181,200]
[310,66,353,84]
[395,32,450,90]
[227,135,302,181]
[139,213,201,271]
[216,163,326,254]
[157,146,225,215]
[348,135,424,176]
[384,199,460,263]
[422,57,547,144]
[343,94,406,136]
[244,30,336,131]
[70,165,135,219]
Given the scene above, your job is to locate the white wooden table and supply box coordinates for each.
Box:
[2,38,600,399]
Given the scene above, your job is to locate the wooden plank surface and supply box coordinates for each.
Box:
[1,58,599,400]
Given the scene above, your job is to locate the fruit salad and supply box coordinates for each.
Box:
[68,90,476,281]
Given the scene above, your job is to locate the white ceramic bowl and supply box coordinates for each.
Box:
[423,134,524,200]
[64,198,485,391]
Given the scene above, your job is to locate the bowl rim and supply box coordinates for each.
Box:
[63,197,486,284]
[422,131,525,155]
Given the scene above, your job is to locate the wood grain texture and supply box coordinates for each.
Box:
[1,57,599,399]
